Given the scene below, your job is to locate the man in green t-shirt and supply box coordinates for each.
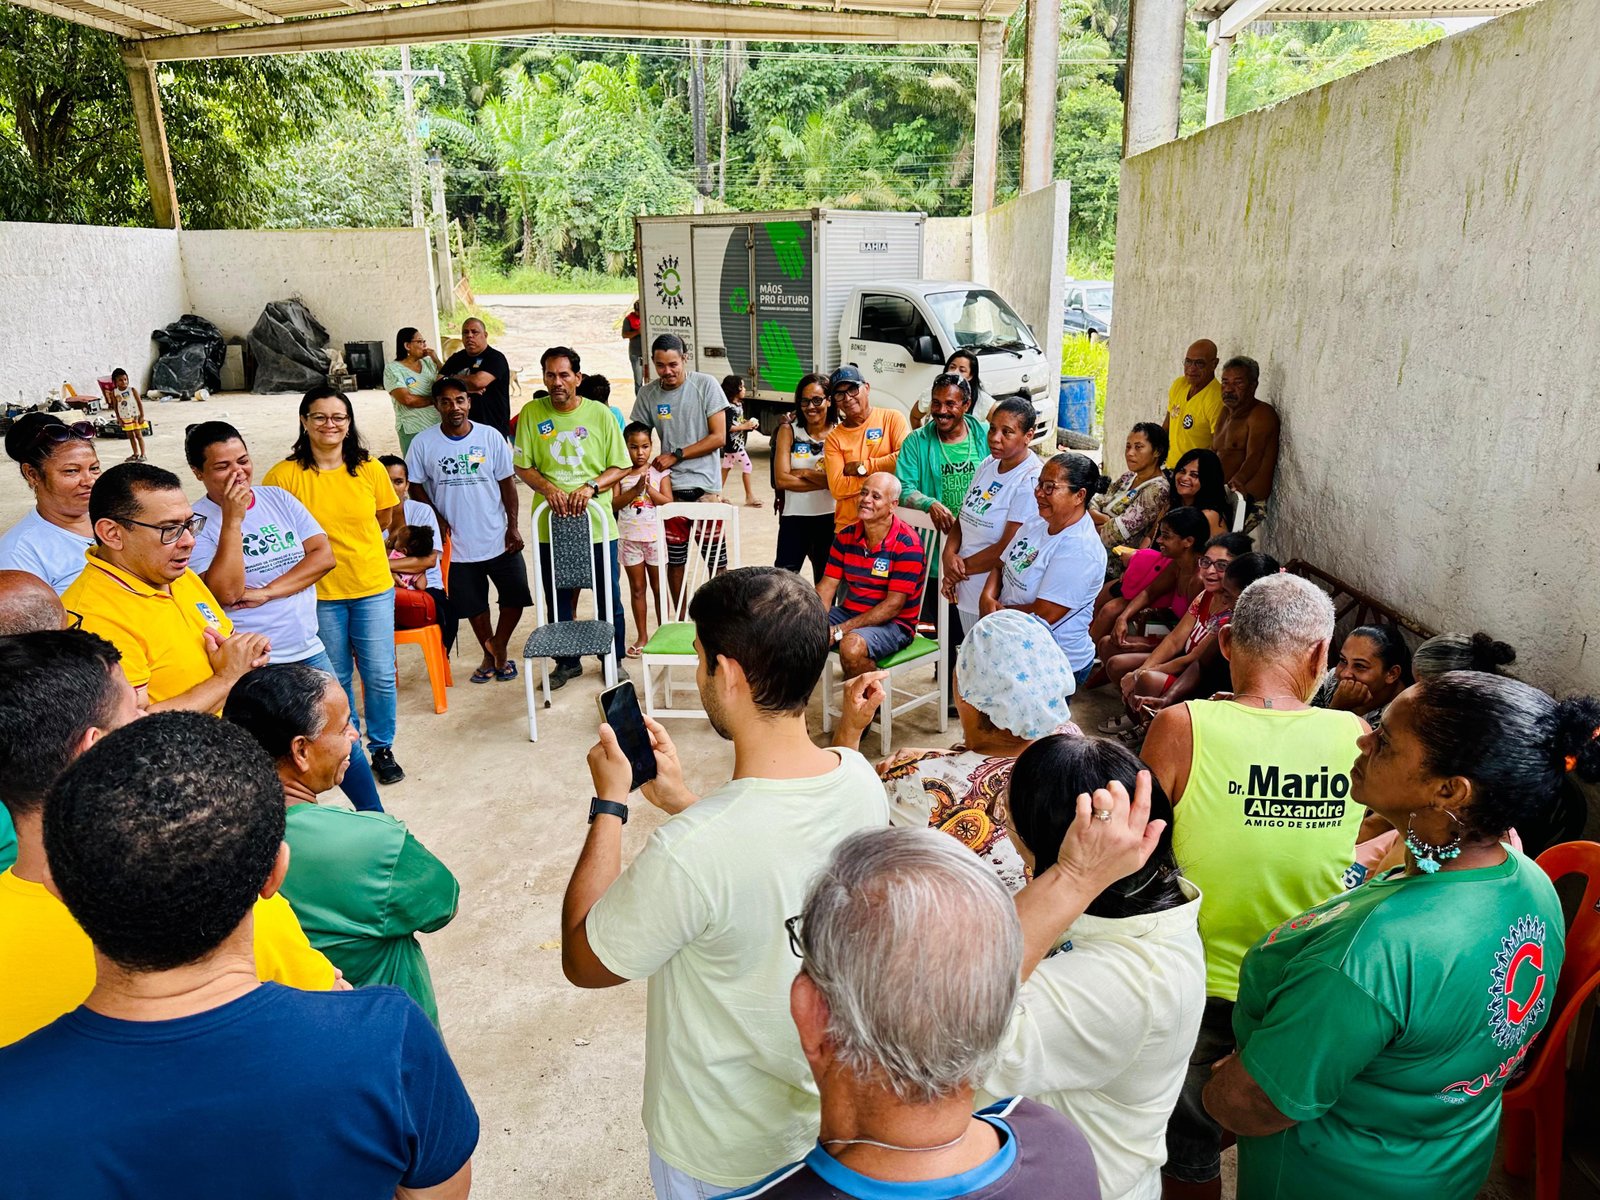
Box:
[895,374,986,533]
[512,346,631,683]
[224,664,460,1027]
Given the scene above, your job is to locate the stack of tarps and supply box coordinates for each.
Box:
[150,314,225,396]
[248,300,331,393]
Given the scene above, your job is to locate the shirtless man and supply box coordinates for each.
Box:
[1213,356,1279,532]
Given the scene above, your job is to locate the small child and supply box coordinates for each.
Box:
[615,422,672,657]
[720,374,762,508]
[389,524,435,592]
[111,369,146,462]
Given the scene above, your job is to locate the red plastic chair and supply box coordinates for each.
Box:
[1501,840,1600,1200]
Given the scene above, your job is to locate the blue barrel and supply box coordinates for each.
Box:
[1059,375,1096,434]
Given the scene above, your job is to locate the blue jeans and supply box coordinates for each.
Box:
[301,649,383,813]
[535,540,627,670]
[316,590,398,756]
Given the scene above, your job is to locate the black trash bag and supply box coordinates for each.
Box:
[149,314,225,394]
[247,300,332,393]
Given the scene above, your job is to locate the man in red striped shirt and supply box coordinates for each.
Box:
[815,473,925,679]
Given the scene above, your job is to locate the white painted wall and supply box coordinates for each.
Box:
[0,222,183,403]
[181,228,439,361]
[974,181,1070,395]
[1107,0,1600,695]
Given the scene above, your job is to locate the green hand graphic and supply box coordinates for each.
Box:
[729,286,750,315]
[766,221,806,281]
[759,321,804,390]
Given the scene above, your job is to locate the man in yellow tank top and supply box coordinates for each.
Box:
[1142,572,1370,1197]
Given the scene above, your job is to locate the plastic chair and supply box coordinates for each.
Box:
[393,536,453,714]
[522,499,619,741]
[1502,840,1600,1200]
[819,506,948,756]
[639,502,742,720]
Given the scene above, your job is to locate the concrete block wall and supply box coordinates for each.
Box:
[1106,0,1600,697]
[0,224,438,402]
[973,181,1069,389]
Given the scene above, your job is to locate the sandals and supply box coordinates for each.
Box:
[495,661,518,681]
[470,665,496,684]
[1098,713,1139,735]
[626,644,644,659]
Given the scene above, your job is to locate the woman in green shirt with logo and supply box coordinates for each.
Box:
[1204,672,1600,1200]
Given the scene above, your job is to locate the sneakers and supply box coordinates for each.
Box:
[549,663,584,690]
[370,746,405,785]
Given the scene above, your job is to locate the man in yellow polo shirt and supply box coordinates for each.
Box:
[1163,338,1224,461]
[0,629,337,1047]
[62,463,269,713]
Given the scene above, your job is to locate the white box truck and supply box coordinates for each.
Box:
[634,209,1055,444]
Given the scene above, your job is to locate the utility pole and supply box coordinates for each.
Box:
[429,149,454,311]
[375,47,443,229]
[689,39,709,213]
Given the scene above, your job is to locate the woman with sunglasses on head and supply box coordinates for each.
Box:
[263,388,406,786]
[773,372,838,582]
[0,413,102,593]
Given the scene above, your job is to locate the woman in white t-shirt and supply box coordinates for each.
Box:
[940,396,1042,637]
[983,451,1108,684]
[0,413,101,594]
[987,734,1204,1200]
[773,372,837,582]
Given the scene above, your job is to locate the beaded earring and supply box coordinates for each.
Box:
[1404,808,1463,874]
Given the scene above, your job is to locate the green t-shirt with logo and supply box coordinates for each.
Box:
[512,397,631,542]
[1233,851,1563,1200]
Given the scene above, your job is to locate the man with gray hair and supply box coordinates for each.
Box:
[1212,355,1279,532]
[0,569,68,636]
[815,472,926,678]
[724,826,1101,1198]
[1142,571,1368,1198]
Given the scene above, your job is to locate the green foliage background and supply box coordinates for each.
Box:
[0,1,1441,280]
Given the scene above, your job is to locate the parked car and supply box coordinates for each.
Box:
[1063,280,1112,340]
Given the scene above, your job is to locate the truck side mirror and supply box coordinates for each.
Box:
[911,335,942,365]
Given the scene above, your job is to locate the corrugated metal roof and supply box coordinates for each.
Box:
[1191,0,1537,19]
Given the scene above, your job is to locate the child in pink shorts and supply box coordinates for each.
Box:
[720,374,762,508]
[616,422,673,656]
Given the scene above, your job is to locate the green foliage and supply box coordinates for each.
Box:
[1061,334,1110,428]
[256,102,412,229]
[437,302,505,338]
[0,3,370,227]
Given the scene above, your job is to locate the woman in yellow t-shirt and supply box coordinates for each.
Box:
[263,387,405,786]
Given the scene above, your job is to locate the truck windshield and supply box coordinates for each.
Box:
[925,289,1040,355]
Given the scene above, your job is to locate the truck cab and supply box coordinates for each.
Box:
[839,282,1056,447]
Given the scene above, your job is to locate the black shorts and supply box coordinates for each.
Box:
[665,487,727,570]
[446,549,532,619]
[1163,997,1237,1184]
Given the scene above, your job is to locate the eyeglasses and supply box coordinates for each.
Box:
[116,514,207,544]
[31,420,95,450]
[65,609,84,631]
[799,395,829,407]
[1183,357,1212,368]
[306,413,350,427]
[831,383,862,397]
[785,914,806,960]
[1035,480,1079,496]
[1197,556,1230,572]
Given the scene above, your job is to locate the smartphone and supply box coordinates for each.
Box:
[597,680,658,791]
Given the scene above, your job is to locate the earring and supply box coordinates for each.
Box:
[1404,809,1463,874]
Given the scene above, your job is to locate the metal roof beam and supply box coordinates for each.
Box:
[1189,1,1532,18]
[13,0,197,32]
[202,0,285,21]
[1212,0,1276,38]
[9,0,141,35]
[136,0,986,60]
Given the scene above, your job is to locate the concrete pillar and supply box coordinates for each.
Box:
[1123,0,1187,158]
[1020,0,1060,194]
[971,20,1005,215]
[1205,24,1233,127]
[429,150,453,311]
[120,47,180,229]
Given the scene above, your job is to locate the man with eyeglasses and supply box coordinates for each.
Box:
[1162,339,1223,461]
[0,568,70,637]
[62,463,270,714]
[823,366,909,534]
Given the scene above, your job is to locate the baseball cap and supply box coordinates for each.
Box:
[828,365,865,392]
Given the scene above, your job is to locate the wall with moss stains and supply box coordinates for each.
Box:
[1106,0,1599,696]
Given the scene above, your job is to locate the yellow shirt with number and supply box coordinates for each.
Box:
[0,868,335,1047]
[1165,376,1224,461]
[262,458,399,601]
[61,549,233,705]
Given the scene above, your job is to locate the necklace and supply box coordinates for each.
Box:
[824,1129,969,1154]
[1233,693,1304,710]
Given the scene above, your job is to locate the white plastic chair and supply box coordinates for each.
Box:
[1226,488,1250,532]
[522,498,619,741]
[820,506,948,756]
[638,501,742,720]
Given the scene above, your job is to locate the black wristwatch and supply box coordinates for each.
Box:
[588,797,629,825]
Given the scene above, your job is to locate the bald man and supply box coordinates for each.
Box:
[0,570,68,636]
[816,472,927,678]
[1163,338,1224,461]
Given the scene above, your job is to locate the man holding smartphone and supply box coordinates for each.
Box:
[560,567,890,1198]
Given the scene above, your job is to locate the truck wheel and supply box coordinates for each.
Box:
[755,406,789,439]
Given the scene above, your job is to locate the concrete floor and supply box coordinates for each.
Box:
[5,295,1578,1200]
